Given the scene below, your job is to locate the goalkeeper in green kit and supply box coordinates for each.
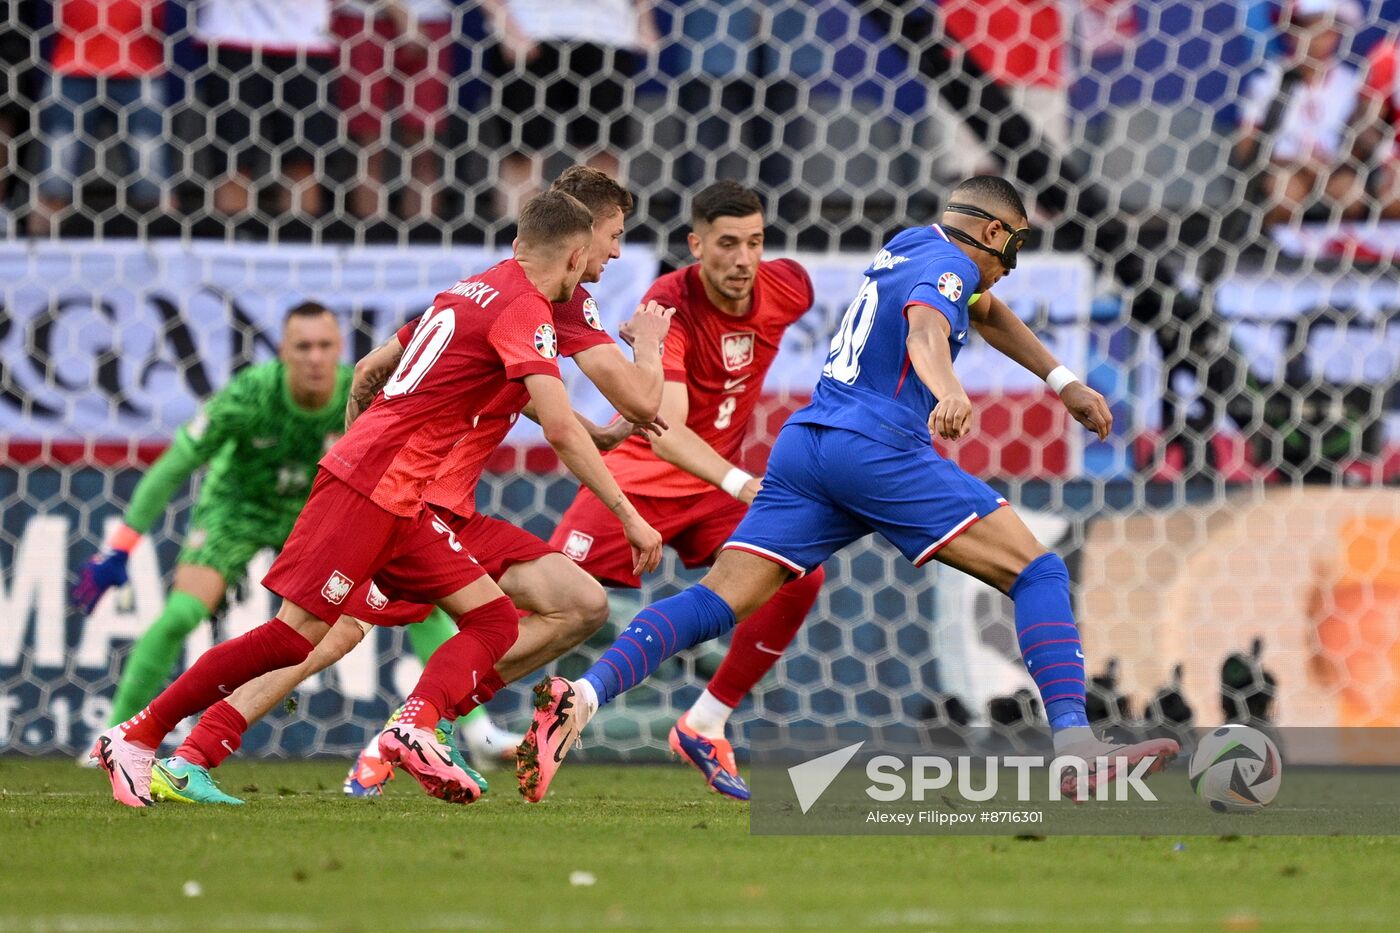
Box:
[75,303,354,732]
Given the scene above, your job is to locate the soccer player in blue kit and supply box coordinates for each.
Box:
[517,176,1180,802]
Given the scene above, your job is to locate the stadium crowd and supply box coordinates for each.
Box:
[0,0,1392,247]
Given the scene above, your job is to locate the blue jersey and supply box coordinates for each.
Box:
[788,225,981,451]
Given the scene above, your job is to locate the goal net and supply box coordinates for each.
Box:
[2,1,1399,761]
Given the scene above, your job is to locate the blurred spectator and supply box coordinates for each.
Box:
[938,0,1069,179]
[478,0,658,218]
[1235,0,1366,227]
[192,0,336,226]
[669,1,826,226]
[0,0,34,231]
[29,0,171,237]
[331,1,457,224]
[1349,29,1400,220]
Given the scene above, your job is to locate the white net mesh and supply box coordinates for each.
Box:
[2,1,1400,762]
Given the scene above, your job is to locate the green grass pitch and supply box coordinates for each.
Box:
[3,757,1398,931]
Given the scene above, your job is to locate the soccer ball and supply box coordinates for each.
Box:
[1188,725,1282,813]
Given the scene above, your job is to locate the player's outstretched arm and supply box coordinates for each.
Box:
[524,373,663,575]
[647,382,763,503]
[346,337,404,429]
[969,292,1112,440]
[521,403,662,451]
[907,304,974,440]
[73,375,245,612]
[574,300,674,424]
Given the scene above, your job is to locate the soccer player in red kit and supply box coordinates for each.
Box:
[150,169,675,804]
[543,181,826,801]
[91,190,664,808]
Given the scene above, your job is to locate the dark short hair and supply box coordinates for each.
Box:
[691,180,764,227]
[948,176,1028,223]
[550,166,635,218]
[517,190,594,252]
[283,300,334,328]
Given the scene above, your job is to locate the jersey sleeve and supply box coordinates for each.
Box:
[554,291,616,357]
[769,258,816,320]
[488,294,563,381]
[642,277,690,381]
[906,256,976,338]
[396,319,418,347]
[123,366,256,533]
[121,431,206,534]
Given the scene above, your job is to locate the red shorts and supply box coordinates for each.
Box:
[263,471,486,625]
[346,511,558,627]
[333,13,453,137]
[549,486,749,588]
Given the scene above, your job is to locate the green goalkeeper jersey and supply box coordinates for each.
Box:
[124,360,354,551]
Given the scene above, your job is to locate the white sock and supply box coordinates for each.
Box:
[462,711,495,746]
[572,677,599,723]
[685,689,734,739]
[1052,725,1098,756]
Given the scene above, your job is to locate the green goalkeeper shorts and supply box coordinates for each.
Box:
[176,500,293,593]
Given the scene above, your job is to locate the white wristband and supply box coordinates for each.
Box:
[720,467,754,499]
[1046,365,1080,395]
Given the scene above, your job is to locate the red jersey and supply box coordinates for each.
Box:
[423,286,615,516]
[52,0,166,77]
[1365,39,1400,149]
[604,259,813,498]
[942,0,1064,89]
[322,259,561,516]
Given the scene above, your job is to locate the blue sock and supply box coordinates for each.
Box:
[1010,553,1089,731]
[581,584,737,707]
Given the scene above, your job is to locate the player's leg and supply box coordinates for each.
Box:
[108,509,259,723]
[371,513,519,803]
[92,473,387,806]
[519,424,862,801]
[108,564,224,723]
[670,565,827,799]
[933,507,1179,794]
[867,454,1178,795]
[93,599,331,807]
[154,618,372,805]
[402,610,516,765]
[493,553,611,682]
[666,493,829,798]
[518,548,791,803]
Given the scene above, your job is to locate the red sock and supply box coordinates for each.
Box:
[400,696,443,730]
[409,596,519,721]
[449,669,506,719]
[175,700,248,769]
[122,620,314,749]
[707,565,825,707]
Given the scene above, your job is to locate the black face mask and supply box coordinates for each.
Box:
[941,202,1031,271]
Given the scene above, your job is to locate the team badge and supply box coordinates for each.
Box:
[937,272,963,302]
[563,530,594,562]
[534,323,558,359]
[322,571,353,605]
[720,331,756,372]
[582,297,602,331]
[366,581,388,611]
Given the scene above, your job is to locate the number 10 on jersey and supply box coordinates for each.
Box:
[823,277,878,385]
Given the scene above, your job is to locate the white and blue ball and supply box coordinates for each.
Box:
[1188,725,1282,813]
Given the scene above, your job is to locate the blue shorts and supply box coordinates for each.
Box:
[723,424,1007,575]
